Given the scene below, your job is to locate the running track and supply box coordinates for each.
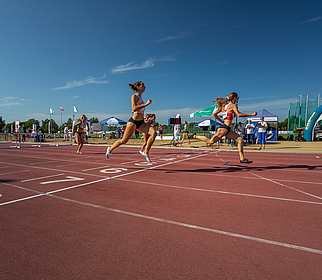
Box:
[1,145,322,279]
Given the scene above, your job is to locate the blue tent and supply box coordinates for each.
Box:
[247,109,278,122]
[247,109,278,141]
[98,117,127,126]
[194,119,222,127]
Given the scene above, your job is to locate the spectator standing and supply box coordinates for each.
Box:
[257,117,268,149]
[2,125,9,141]
[245,120,255,145]
[18,123,24,142]
[158,124,163,140]
[63,124,69,141]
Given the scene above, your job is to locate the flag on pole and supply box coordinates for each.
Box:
[73,105,78,113]
[49,107,53,114]
[61,107,64,111]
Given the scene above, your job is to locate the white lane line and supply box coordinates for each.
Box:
[215,152,322,201]
[250,172,322,201]
[55,163,75,168]
[0,170,30,176]
[0,166,11,169]
[21,173,65,182]
[82,166,110,171]
[29,161,58,165]
[151,168,322,186]
[40,176,85,185]
[0,193,45,206]
[0,151,215,206]
[0,161,108,179]
[47,152,213,195]
[115,178,322,205]
[46,194,322,255]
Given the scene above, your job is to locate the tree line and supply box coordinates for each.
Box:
[0,116,99,133]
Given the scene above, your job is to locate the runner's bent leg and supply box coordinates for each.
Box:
[139,123,156,154]
[140,132,148,152]
[109,122,136,153]
[226,130,245,161]
[194,128,226,145]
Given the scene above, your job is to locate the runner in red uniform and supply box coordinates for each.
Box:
[190,92,257,164]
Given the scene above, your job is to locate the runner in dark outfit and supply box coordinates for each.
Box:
[106,81,156,163]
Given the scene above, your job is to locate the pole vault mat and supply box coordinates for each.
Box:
[1,145,322,279]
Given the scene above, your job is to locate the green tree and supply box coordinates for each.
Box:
[0,116,5,130]
[66,118,73,129]
[24,119,40,131]
[278,118,288,131]
[89,117,99,124]
[41,118,58,133]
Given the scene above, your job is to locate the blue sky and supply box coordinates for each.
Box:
[0,0,321,126]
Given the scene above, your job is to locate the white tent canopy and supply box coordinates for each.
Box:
[98,117,127,126]
[194,119,222,127]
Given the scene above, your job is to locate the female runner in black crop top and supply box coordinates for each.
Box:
[106,81,156,163]
[190,92,257,164]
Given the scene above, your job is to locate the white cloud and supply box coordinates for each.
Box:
[0,97,23,107]
[0,102,22,107]
[300,15,322,24]
[52,74,109,90]
[156,32,191,43]
[111,57,177,73]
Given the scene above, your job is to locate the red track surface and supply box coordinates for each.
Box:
[1,145,322,279]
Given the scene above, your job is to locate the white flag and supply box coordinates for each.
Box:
[49,107,53,114]
[73,105,78,113]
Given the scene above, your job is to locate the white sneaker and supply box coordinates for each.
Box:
[77,151,82,155]
[140,151,151,163]
[106,147,111,159]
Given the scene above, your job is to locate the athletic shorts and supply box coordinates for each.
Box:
[218,124,231,136]
[128,117,145,129]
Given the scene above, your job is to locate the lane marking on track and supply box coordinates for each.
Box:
[100,168,128,174]
[29,160,58,165]
[0,170,30,176]
[147,165,322,186]
[0,166,11,169]
[249,172,322,201]
[46,194,322,255]
[0,151,216,207]
[55,163,75,168]
[21,173,65,182]
[40,176,85,185]
[115,178,322,205]
[215,152,322,201]
[0,161,109,179]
